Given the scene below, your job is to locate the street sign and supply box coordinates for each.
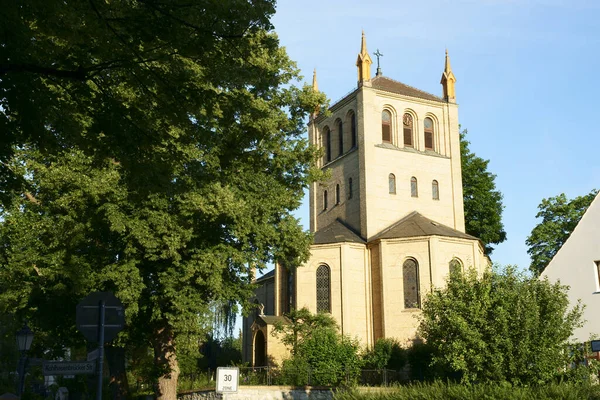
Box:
[87,349,99,361]
[42,361,96,376]
[76,292,125,343]
[216,367,239,393]
[591,340,600,353]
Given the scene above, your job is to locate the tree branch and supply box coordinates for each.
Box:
[0,64,88,80]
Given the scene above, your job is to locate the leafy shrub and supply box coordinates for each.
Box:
[363,339,406,371]
[276,309,362,386]
[418,265,583,385]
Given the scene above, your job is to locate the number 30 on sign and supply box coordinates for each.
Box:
[216,367,239,393]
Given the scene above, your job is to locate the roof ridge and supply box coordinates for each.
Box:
[370,211,420,240]
[334,218,366,240]
[313,218,366,245]
[370,211,478,242]
[372,75,444,101]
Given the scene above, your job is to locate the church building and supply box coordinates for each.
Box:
[243,32,489,367]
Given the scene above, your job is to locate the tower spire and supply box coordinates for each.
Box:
[440,49,457,102]
[356,30,373,86]
[311,68,320,119]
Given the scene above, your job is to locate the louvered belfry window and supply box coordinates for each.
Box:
[350,112,357,148]
[316,264,331,313]
[338,120,344,155]
[403,258,420,309]
[424,117,434,150]
[382,110,392,143]
[403,113,413,147]
[324,126,331,162]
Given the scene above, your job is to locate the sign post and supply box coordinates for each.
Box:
[216,367,239,394]
[76,292,125,400]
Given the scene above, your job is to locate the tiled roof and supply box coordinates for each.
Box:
[371,76,445,103]
[313,219,366,245]
[371,211,477,241]
[257,315,289,325]
[255,269,274,283]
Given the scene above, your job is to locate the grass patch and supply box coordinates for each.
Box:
[335,381,600,400]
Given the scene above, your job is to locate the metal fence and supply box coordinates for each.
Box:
[189,367,409,387]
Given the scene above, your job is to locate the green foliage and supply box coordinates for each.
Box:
[198,335,242,370]
[0,1,329,396]
[362,338,406,371]
[526,189,598,276]
[335,381,600,400]
[418,265,583,385]
[177,373,214,392]
[281,328,362,386]
[275,308,362,386]
[561,341,600,385]
[460,129,507,255]
[272,307,338,356]
[406,342,440,382]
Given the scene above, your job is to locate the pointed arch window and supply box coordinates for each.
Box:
[350,111,357,148]
[403,258,420,309]
[432,180,439,200]
[424,117,434,150]
[324,126,331,163]
[403,113,413,147]
[411,177,418,197]
[449,258,463,275]
[337,119,344,156]
[389,173,396,194]
[323,190,328,211]
[336,184,340,205]
[316,264,331,313]
[382,110,392,143]
[348,178,353,199]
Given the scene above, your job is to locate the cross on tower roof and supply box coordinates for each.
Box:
[374,49,383,76]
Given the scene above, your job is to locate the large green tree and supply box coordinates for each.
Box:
[460,129,507,255]
[0,2,326,399]
[418,266,582,385]
[526,189,598,276]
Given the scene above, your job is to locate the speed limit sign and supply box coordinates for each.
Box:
[216,367,239,393]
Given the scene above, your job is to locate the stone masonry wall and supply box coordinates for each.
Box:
[179,386,333,400]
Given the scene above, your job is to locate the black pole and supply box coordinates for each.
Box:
[97,300,106,400]
[16,353,25,396]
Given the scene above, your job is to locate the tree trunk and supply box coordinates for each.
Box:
[153,325,180,400]
[105,345,129,400]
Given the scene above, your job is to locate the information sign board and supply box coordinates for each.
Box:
[216,367,239,393]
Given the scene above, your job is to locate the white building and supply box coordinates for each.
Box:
[541,193,600,342]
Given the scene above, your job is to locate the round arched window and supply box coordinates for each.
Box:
[382,110,392,143]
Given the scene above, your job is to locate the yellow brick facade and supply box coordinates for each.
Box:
[243,34,488,366]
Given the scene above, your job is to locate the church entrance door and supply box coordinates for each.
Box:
[253,330,266,367]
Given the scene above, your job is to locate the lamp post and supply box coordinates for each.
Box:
[16,324,34,397]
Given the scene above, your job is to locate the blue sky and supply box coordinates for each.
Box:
[271,0,600,271]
